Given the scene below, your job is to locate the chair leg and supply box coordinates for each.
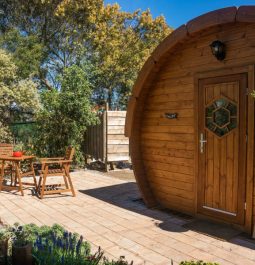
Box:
[66,171,75,197]
[33,175,38,190]
[14,175,17,186]
[40,174,47,199]
[15,162,24,196]
[10,163,13,186]
[0,162,4,192]
[63,174,69,189]
[37,177,41,192]
[31,162,37,190]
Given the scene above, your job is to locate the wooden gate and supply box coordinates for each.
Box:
[84,111,129,168]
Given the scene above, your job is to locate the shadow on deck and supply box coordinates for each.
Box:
[79,182,255,251]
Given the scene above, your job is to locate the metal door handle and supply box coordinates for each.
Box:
[200,133,207,153]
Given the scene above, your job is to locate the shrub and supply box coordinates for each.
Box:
[103,256,133,265]
[5,223,133,265]
[9,223,31,247]
[34,65,98,166]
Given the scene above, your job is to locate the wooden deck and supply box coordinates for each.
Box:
[0,170,254,265]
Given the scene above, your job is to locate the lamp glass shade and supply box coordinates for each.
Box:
[210,40,226,60]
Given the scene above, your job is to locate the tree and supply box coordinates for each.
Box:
[0,49,40,142]
[57,2,172,109]
[34,65,98,164]
[0,0,172,109]
[0,0,102,90]
[0,29,45,79]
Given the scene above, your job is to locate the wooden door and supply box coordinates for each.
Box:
[198,74,247,225]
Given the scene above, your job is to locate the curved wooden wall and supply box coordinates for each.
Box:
[126,6,255,211]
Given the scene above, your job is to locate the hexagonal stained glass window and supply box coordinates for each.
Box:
[205,98,237,137]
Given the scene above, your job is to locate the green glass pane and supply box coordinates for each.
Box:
[206,118,216,132]
[228,118,237,130]
[213,107,230,127]
[215,98,227,108]
[215,127,229,137]
[206,105,215,117]
[205,98,237,137]
[227,102,237,116]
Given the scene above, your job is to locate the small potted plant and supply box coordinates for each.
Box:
[13,143,24,157]
[0,227,11,265]
[10,223,33,265]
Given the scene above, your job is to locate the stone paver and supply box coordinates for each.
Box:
[0,170,255,265]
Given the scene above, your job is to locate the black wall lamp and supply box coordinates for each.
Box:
[210,40,226,61]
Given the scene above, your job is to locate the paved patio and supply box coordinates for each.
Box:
[0,170,255,265]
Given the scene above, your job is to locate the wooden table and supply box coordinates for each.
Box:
[0,155,36,196]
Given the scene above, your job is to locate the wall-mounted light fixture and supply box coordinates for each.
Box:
[210,40,226,61]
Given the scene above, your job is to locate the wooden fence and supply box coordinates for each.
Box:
[84,111,129,168]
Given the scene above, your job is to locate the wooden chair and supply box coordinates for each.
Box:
[0,144,37,189]
[0,143,13,156]
[0,144,14,184]
[37,146,76,199]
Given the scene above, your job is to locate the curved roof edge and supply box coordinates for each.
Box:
[125,5,255,137]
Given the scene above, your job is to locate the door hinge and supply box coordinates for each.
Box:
[244,202,247,210]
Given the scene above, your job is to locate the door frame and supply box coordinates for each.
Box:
[194,65,254,234]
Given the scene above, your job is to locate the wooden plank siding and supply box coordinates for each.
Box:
[85,111,129,164]
[84,114,105,161]
[130,21,255,226]
[107,111,129,162]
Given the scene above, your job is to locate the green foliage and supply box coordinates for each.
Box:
[4,223,132,265]
[0,121,13,143]
[13,142,24,151]
[0,0,101,90]
[103,256,133,265]
[9,223,31,247]
[180,260,219,265]
[85,4,172,109]
[0,0,171,109]
[10,122,36,147]
[34,65,98,164]
[0,0,172,162]
[0,48,40,143]
[33,227,92,265]
[0,226,12,241]
[0,29,45,79]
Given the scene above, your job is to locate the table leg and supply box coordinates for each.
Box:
[15,162,24,196]
[0,161,4,192]
[10,161,14,186]
[30,160,37,190]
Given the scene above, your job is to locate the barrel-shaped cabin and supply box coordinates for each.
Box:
[125,6,255,235]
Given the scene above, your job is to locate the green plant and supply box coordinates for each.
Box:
[0,226,11,265]
[0,49,40,143]
[179,261,219,265]
[13,143,24,152]
[0,227,12,241]
[103,256,133,265]
[34,65,98,166]
[5,223,133,265]
[32,228,93,265]
[10,223,31,247]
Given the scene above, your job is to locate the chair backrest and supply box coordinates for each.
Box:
[0,143,13,156]
[65,146,75,161]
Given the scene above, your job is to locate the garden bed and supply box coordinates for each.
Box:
[0,223,133,265]
[0,223,220,265]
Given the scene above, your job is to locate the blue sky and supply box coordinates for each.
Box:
[104,1,255,29]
